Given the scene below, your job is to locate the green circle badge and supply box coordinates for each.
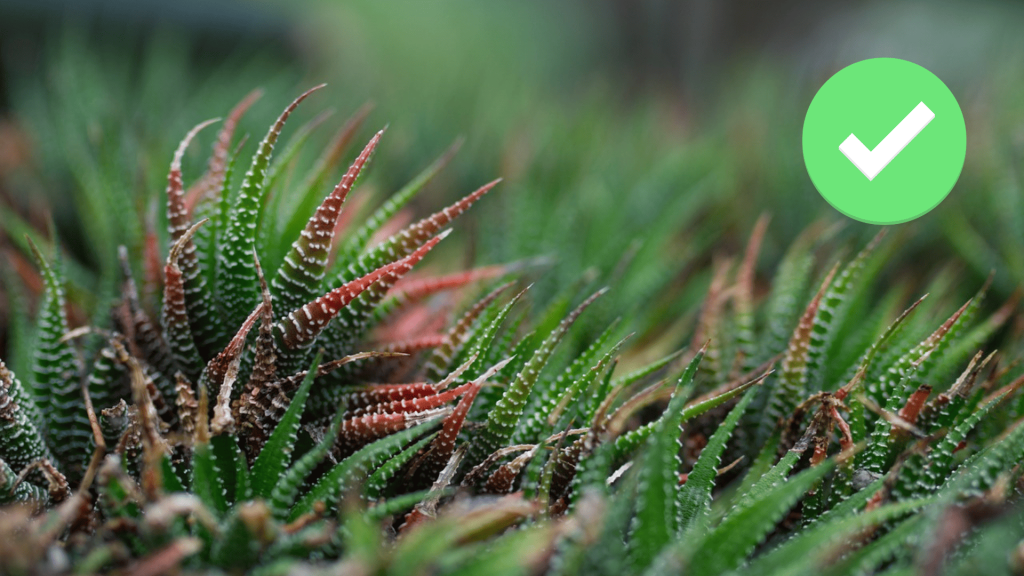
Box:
[802,58,966,225]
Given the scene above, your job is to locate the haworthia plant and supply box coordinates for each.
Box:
[1,88,1022,576]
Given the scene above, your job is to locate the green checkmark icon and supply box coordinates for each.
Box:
[802,58,967,225]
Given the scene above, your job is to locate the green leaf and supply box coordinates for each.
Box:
[365,433,437,500]
[270,131,382,323]
[608,349,685,394]
[250,351,323,498]
[469,289,605,465]
[364,488,438,521]
[612,361,762,462]
[259,109,336,258]
[193,136,246,353]
[516,320,622,444]
[212,434,246,504]
[940,410,1024,495]
[421,282,516,383]
[161,455,186,493]
[923,389,1012,492]
[269,407,346,519]
[460,286,530,380]
[681,460,833,575]
[0,456,48,510]
[805,233,886,392]
[191,441,228,515]
[763,265,836,442]
[676,388,754,534]
[627,349,704,570]
[290,419,440,520]
[27,240,89,475]
[760,225,822,366]
[0,359,56,471]
[730,449,803,514]
[217,86,324,328]
[824,514,923,576]
[741,498,931,576]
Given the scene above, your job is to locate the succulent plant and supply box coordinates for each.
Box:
[1,88,1023,576]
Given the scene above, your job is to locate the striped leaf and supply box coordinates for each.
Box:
[217,85,324,329]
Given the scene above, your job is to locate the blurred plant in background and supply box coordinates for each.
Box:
[0,3,729,363]
[5,1,1024,353]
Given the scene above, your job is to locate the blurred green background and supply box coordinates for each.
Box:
[1,0,1023,359]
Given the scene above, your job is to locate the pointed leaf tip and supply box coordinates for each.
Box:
[279,231,447,350]
[270,127,387,316]
[168,219,208,265]
[168,119,220,242]
[217,84,328,326]
[172,118,221,172]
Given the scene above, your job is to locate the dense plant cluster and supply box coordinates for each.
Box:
[1,88,1023,575]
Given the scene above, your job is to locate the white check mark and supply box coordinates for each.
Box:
[839,101,935,181]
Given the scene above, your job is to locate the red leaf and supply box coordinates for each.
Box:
[279,231,449,349]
